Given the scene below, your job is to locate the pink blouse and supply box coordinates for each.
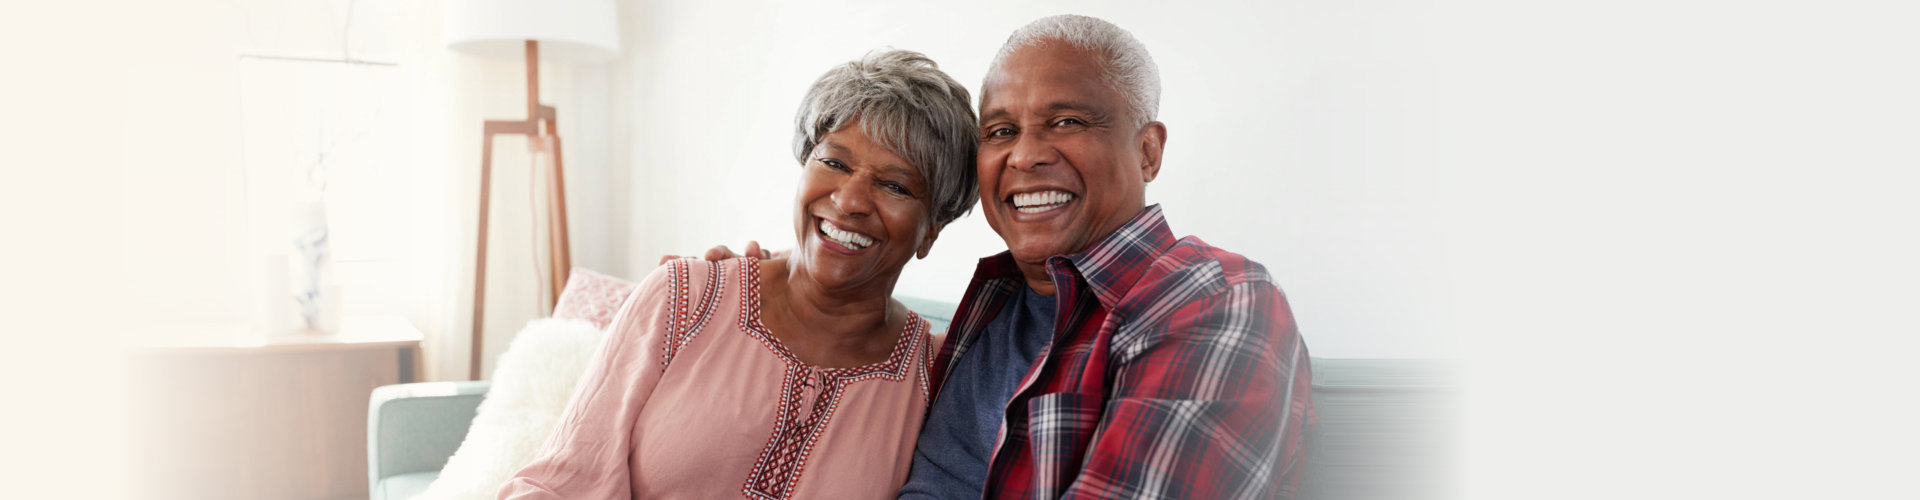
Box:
[500,258,937,500]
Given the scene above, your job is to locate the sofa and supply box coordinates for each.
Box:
[369,298,1454,499]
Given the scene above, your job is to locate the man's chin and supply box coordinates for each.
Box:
[1006,241,1073,266]
[996,218,1082,254]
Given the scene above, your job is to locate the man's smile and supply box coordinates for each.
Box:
[1010,190,1076,214]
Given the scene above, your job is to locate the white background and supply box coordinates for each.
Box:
[608,0,1447,359]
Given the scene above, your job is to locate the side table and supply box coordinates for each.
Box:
[130,316,426,500]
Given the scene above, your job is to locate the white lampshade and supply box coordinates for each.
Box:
[443,0,621,62]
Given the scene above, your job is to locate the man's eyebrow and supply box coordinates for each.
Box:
[1045,101,1103,114]
[980,108,1012,124]
[979,101,1109,124]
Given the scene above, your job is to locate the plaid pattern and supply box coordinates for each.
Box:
[929,205,1314,500]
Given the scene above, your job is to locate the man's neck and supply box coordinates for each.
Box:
[1009,204,1153,296]
[1016,263,1056,296]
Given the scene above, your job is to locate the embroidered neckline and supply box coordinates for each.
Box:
[736,256,924,378]
[734,257,929,499]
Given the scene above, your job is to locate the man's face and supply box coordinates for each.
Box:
[977,42,1163,272]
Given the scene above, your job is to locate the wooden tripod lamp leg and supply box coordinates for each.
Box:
[470,40,571,381]
[542,132,572,309]
[470,129,496,381]
[472,119,543,380]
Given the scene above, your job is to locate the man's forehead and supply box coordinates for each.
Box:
[981,44,1122,115]
[987,42,1103,84]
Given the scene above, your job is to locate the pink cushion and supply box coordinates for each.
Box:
[551,268,638,329]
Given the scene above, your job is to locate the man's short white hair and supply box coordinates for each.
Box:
[989,14,1161,125]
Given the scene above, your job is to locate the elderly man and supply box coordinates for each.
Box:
[894,15,1312,500]
[686,14,1313,499]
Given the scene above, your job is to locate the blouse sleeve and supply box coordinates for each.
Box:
[498,261,687,499]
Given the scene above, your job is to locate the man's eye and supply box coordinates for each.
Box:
[984,127,1015,139]
[1054,118,1084,128]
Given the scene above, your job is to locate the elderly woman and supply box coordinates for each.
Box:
[498,49,976,500]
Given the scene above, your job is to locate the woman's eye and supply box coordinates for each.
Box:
[881,182,911,196]
[820,159,850,171]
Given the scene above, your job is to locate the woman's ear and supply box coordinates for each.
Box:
[916,222,947,259]
[1139,121,1167,183]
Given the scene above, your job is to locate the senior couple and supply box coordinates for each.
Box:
[499,14,1312,500]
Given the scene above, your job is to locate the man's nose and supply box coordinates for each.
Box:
[1006,132,1058,172]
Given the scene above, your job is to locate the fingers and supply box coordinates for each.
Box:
[701,245,738,261]
[745,240,789,259]
[666,243,767,264]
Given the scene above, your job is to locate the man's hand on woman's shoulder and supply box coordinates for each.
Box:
[657,240,780,266]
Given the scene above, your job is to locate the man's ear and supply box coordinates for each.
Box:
[916,222,947,259]
[1138,121,1168,182]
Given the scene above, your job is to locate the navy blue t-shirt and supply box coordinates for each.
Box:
[897,286,1056,499]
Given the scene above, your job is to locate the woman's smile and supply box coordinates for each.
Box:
[816,218,876,252]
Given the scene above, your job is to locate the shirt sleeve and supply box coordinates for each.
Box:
[498,262,683,500]
[1062,280,1315,500]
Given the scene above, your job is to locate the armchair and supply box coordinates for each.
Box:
[368,381,493,500]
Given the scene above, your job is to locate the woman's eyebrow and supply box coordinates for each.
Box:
[880,164,919,177]
[881,165,927,185]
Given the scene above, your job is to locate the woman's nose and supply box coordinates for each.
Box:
[830,176,874,215]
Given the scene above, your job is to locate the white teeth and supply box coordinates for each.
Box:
[819,220,874,249]
[1011,190,1074,213]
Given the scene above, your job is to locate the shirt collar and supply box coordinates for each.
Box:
[1055,204,1176,310]
[968,204,1177,310]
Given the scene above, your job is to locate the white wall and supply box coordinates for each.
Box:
[591,3,1920,494]
[1,3,627,491]
[0,0,624,382]
[605,0,1445,358]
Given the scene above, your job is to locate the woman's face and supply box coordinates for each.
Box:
[791,121,942,293]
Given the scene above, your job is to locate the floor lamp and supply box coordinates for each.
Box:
[444,0,620,380]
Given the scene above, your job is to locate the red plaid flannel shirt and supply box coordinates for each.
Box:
[929,205,1314,499]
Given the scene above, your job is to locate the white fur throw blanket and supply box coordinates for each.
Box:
[415,318,607,500]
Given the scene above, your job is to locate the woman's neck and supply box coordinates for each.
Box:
[759,258,901,366]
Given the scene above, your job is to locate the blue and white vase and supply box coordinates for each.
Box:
[290,201,341,333]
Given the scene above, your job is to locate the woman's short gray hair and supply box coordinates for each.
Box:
[793,49,979,225]
[990,14,1161,126]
